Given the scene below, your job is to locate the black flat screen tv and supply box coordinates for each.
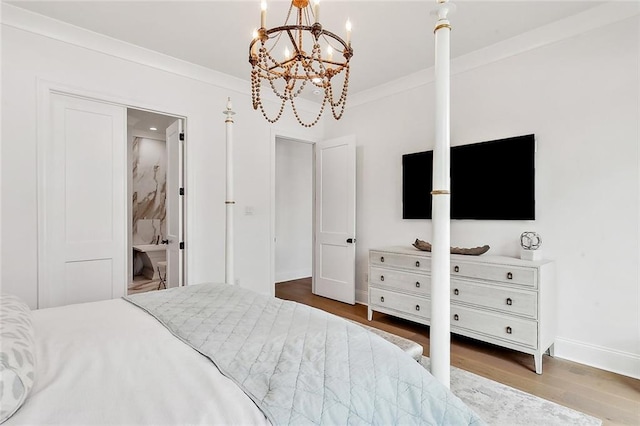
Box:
[402,134,535,220]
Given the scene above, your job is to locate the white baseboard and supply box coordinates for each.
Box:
[275,269,312,284]
[554,337,640,379]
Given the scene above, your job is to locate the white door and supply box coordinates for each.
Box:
[165,119,184,287]
[40,94,126,308]
[314,135,356,304]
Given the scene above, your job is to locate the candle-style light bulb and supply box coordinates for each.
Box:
[284,47,291,60]
[261,0,267,28]
[313,0,320,23]
[226,97,233,111]
[327,45,333,61]
[251,28,259,54]
[346,19,352,45]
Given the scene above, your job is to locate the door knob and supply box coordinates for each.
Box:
[161,239,169,245]
[346,238,356,243]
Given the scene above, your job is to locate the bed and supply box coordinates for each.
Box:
[1,284,484,425]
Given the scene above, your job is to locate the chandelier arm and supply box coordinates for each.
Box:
[285,30,300,56]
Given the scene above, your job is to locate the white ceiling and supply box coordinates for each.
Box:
[128,108,177,137]
[9,1,606,95]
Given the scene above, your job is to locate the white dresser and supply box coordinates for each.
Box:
[368,246,556,374]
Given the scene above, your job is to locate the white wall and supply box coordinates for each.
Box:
[325,16,640,378]
[0,6,324,306]
[275,138,313,283]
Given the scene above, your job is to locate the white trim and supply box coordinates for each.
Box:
[554,337,640,380]
[349,1,640,108]
[1,3,321,115]
[36,80,192,307]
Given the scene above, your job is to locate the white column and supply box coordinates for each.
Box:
[431,0,454,388]
[224,98,236,285]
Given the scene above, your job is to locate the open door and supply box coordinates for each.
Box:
[165,119,184,287]
[313,135,356,304]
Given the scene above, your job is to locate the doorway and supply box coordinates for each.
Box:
[274,137,314,290]
[37,85,188,309]
[127,108,185,295]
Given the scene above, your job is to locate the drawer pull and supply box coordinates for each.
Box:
[506,326,512,334]
[454,265,459,273]
[507,272,513,280]
[415,282,421,288]
[415,261,420,268]
[380,296,385,303]
[454,314,459,321]
[415,305,420,311]
[380,275,385,282]
[453,289,459,296]
[380,256,385,263]
[506,298,513,306]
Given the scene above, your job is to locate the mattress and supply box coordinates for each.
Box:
[6,298,270,425]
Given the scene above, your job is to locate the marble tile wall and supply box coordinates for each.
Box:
[132,137,167,244]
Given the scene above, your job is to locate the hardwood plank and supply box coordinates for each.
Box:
[276,278,640,426]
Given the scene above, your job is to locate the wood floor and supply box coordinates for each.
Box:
[276,278,640,426]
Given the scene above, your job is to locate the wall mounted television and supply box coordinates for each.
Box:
[402,134,535,220]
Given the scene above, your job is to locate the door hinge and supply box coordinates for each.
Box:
[179,242,185,250]
[179,187,184,196]
[179,132,185,141]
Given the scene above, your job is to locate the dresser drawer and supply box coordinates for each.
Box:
[370,267,430,296]
[451,305,537,348]
[369,288,430,321]
[451,279,537,318]
[451,261,537,288]
[370,251,430,273]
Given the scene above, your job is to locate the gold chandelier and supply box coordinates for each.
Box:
[249,0,353,127]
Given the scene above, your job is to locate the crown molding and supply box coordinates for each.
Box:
[0,3,321,114]
[348,1,640,108]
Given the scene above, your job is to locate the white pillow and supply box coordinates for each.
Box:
[0,295,36,424]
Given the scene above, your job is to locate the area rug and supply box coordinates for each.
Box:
[420,357,602,426]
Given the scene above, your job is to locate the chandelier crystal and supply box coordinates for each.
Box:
[249,0,353,127]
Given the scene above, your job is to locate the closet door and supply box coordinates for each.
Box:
[39,94,126,308]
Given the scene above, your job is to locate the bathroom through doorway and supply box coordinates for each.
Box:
[127,108,185,295]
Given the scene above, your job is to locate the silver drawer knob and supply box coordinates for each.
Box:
[506,326,512,334]
[454,265,459,273]
[454,314,459,321]
[415,282,420,288]
[415,305,420,311]
[380,256,385,262]
[507,272,513,280]
[454,289,459,296]
[380,275,385,282]
[380,296,384,302]
[415,261,420,268]
[506,298,513,306]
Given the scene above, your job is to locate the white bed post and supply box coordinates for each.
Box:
[223,98,236,285]
[431,0,454,388]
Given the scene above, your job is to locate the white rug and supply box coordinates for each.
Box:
[420,357,602,426]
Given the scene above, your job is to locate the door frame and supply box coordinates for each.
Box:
[36,79,189,307]
[269,128,320,297]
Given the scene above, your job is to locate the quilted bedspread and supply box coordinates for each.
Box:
[125,283,484,425]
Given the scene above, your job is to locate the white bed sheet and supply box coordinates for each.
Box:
[7,298,270,425]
